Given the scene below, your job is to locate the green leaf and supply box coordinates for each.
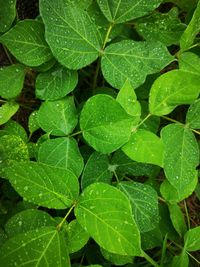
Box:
[75,182,141,256]
[101,40,173,89]
[186,99,200,129]
[40,0,102,69]
[171,251,189,267]
[141,226,162,250]
[97,0,162,24]
[81,151,112,189]
[0,101,19,125]
[160,180,187,203]
[0,64,25,99]
[28,110,40,134]
[140,101,160,133]
[38,137,84,177]
[118,182,159,233]
[136,8,186,46]
[149,70,200,116]
[0,227,70,267]
[179,52,200,76]
[184,226,200,251]
[0,19,53,66]
[5,209,56,238]
[122,129,164,167]
[116,80,141,124]
[35,64,78,100]
[38,96,78,136]
[180,0,200,52]
[1,120,28,143]
[168,203,187,237]
[161,123,199,198]
[64,219,90,254]
[0,0,16,32]
[4,162,79,209]
[80,94,133,153]
[100,248,133,266]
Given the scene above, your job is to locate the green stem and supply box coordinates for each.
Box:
[102,23,114,50]
[2,45,13,64]
[142,251,160,267]
[160,234,168,267]
[57,203,76,231]
[184,200,190,229]
[132,113,151,132]
[113,170,120,183]
[68,131,82,138]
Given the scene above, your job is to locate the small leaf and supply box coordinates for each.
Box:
[38,137,84,177]
[141,226,162,250]
[186,99,200,129]
[1,120,28,143]
[118,181,159,233]
[36,64,78,100]
[160,180,187,203]
[0,227,70,267]
[179,52,200,76]
[171,251,189,267]
[81,151,112,189]
[122,129,164,167]
[40,0,102,69]
[101,40,173,89]
[75,182,141,256]
[4,162,79,209]
[168,203,187,237]
[0,19,53,66]
[0,101,19,125]
[28,110,40,134]
[38,96,78,136]
[184,226,200,252]
[80,94,133,153]
[0,0,16,32]
[0,64,25,99]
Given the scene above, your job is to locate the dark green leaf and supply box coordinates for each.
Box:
[186,99,200,129]
[0,101,19,125]
[0,0,16,32]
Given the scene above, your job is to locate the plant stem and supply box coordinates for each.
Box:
[160,234,168,267]
[113,170,120,183]
[132,113,151,132]
[142,251,160,267]
[102,23,114,50]
[57,203,76,231]
[184,200,190,229]
[68,130,82,138]
[2,45,13,64]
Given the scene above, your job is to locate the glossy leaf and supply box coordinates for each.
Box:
[0,101,19,125]
[75,182,141,256]
[168,203,187,237]
[0,19,53,66]
[4,161,79,209]
[38,137,84,177]
[100,248,133,266]
[161,123,199,198]
[160,180,187,203]
[186,99,200,129]
[0,0,16,32]
[1,120,28,143]
[122,129,164,167]
[80,94,133,153]
[81,151,112,189]
[184,226,200,251]
[97,0,162,24]
[101,40,173,89]
[118,181,159,232]
[38,96,78,136]
[0,227,70,267]
[28,110,40,134]
[40,0,102,69]
[179,52,200,76]
[36,64,78,100]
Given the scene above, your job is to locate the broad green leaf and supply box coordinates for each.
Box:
[118,182,159,233]
[28,110,40,134]
[40,0,102,69]
[38,96,78,136]
[0,0,16,32]
[122,129,164,167]
[80,94,133,153]
[149,70,200,116]
[171,251,189,267]
[180,0,200,52]
[81,152,112,189]
[186,99,200,129]
[100,248,133,266]
[161,123,199,198]
[136,8,186,46]
[116,80,141,124]
[1,120,28,143]
[168,203,187,237]
[141,226,162,250]
[75,182,141,256]
[97,0,162,24]
[0,19,53,66]
[36,64,78,100]
[64,219,90,253]
[4,162,79,209]
[0,101,19,125]
[33,58,56,72]
[179,52,200,76]
[0,64,25,99]
[38,137,84,177]
[0,227,70,267]
[5,209,56,237]
[184,226,200,251]
[160,180,188,203]
[101,40,173,89]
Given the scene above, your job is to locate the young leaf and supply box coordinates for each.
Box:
[100,248,133,266]
[80,94,133,153]
[81,151,112,189]
[186,99,200,129]
[28,110,40,134]
[0,101,19,125]
[184,226,200,252]
[122,129,164,167]
[35,64,78,100]
[0,227,70,267]
[1,120,28,143]
[97,0,162,24]
[161,123,199,198]
[0,20,53,66]
[4,162,79,209]
[0,64,25,99]
[117,182,159,233]
[149,70,200,116]
[75,182,141,256]
[38,137,84,177]
[160,180,187,203]
[179,52,200,76]
[0,0,16,32]
[38,96,78,136]
[40,0,102,69]
[101,40,173,89]
[168,203,187,237]
[171,251,189,267]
